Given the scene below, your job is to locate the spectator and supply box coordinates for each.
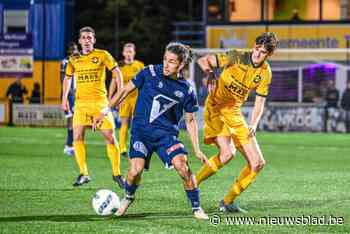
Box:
[6,77,28,103]
[29,82,41,104]
[341,80,350,110]
[341,80,350,132]
[291,9,302,21]
[325,80,339,108]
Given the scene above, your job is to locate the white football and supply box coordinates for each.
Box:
[92,189,120,216]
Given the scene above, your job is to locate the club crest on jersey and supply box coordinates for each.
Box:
[91,57,99,63]
[253,75,262,83]
[133,141,148,156]
[158,81,163,89]
[150,94,178,123]
[174,90,184,98]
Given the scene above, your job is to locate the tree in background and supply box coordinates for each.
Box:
[74,0,202,64]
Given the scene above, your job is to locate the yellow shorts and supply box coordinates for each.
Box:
[73,101,115,130]
[119,95,137,118]
[204,101,250,147]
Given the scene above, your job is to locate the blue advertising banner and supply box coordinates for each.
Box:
[0,33,33,77]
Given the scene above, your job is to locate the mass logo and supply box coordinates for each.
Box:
[149,94,178,123]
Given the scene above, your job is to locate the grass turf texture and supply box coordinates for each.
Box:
[0,127,349,233]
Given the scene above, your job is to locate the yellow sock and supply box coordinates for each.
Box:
[73,141,88,176]
[237,165,251,181]
[195,154,223,185]
[119,124,128,153]
[107,143,121,176]
[223,166,257,205]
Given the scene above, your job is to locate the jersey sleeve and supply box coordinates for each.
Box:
[184,86,199,113]
[103,51,118,71]
[216,49,239,68]
[138,60,145,69]
[65,59,74,79]
[131,68,146,89]
[255,66,272,97]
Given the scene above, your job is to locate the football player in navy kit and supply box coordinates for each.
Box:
[93,42,210,220]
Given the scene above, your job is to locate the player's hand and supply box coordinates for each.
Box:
[206,71,218,94]
[195,150,212,168]
[248,124,257,137]
[92,113,104,132]
[61,99,69,112]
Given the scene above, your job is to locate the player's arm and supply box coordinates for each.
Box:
[197,54,218,73]
[62,59,74,111]
[93,81,135,131]
[250,66,271,136]
[249,95,266,137]
[184,112,210,167]
[109,67,123,100]
[109,81,135,108]
[61,76,72,112]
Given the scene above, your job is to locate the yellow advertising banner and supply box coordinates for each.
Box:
[207,24,350,61]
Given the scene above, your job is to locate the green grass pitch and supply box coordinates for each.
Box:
[0,127,349,233]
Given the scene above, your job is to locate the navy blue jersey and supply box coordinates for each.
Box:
[131,64,198,136]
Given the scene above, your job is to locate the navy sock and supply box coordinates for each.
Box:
[66,129,73,146]
[124,181,138,197]
[186,188,200,211]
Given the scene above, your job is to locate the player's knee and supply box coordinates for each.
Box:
[251,158,266,172]
[129,166,143,178]
[258,158,266,170]
[173,161,192,180]
[74,133,84,141]
[219,148,234,164]
[104,134,115,144]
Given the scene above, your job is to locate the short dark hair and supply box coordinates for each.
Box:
[255,32,278,54]
[79,26,95,37]
[123,42,136,50]
[67,42,77,54]
[165,42,193,66]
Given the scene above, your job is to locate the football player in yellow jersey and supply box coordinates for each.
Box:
[195,32,278,212]
[109,43,144,157]
[61,26,125,188]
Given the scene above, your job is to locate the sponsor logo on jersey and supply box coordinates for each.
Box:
[149,94,178,123]
[224,80,249,98]
[174,90,184,98]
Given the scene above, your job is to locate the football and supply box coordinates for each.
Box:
[92,189,120,216]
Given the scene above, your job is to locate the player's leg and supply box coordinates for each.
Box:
[72,124,91,186]
[115,156,146,216]
[196,135,236,185]
[157,136,208,220]
[221,137,265,212]
[64,95,75,156]
[64,116,74,156]
[100,128,124,189]
[171,154,208,220]
[118,116,130,157]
